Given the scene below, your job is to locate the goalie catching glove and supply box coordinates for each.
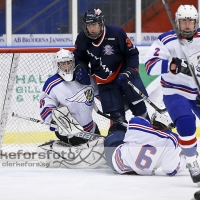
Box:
[51,106,84,137]
[151,111,175,131]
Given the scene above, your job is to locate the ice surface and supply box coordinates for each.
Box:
[0,155,199,200]
[1,77,199,200]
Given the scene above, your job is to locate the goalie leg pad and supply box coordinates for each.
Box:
[55,131,88,146]
[37,138,106,169]
[37,140,72,168]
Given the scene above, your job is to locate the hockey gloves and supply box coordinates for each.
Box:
[117,67,139,86]
[170,57,192,76]
[74,64,91,85]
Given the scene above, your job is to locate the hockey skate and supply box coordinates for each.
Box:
[187,160,200,184]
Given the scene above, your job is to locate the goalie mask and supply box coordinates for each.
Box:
[54,49,75,81]
[175,5,199,38]
[83,8,105,40]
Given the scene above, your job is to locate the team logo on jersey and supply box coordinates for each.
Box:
[103,45,114,55]
[65,86,94,106]
[84,89,94,105]
[196,65,200,72]
[194,55,200,74]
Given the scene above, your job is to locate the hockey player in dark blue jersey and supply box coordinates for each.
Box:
[73,8,150,126]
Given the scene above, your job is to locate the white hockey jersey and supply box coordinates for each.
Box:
[112,117,187,176]
[145,29,200,100]
[40,74,99,133]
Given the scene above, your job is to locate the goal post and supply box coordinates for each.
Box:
[0,47,109,156]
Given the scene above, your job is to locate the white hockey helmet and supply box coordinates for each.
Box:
[54,49,75,81]
[175,5,199,38]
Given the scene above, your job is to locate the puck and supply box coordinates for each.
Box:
[194,190,200,200]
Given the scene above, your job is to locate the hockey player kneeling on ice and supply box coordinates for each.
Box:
[104,112,192,176]
[38,49,106,168]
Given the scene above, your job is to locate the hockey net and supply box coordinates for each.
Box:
[0,48,110,157]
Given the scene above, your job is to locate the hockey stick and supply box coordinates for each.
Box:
[162,0,200,93]
[127,81,167,114]
[93,103,127,127]
[12,112,104,141]
[12,112,57,127]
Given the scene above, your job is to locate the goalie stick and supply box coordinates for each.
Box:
[127,81,167,114]
[162,0,200,93]
[12,112,104,141]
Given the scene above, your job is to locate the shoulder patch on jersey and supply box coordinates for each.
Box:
[197,28,200,37]
[158,30,177,45]
[43,74,64,95]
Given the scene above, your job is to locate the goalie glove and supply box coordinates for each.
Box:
[52,106,84,137]
[151,111,175,131]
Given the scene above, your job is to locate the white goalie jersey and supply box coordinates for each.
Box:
[145,29,200,100]
[39,74,99,133]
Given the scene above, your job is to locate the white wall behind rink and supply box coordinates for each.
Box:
[0,33,160,47]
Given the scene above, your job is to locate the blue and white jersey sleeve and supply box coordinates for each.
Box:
[161,146,187,176]
[39,92,57,124]
[39,75,62,124]
[145,39,170,76]
[145,31,178,76]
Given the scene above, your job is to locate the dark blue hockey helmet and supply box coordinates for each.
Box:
[83,8,105,40]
